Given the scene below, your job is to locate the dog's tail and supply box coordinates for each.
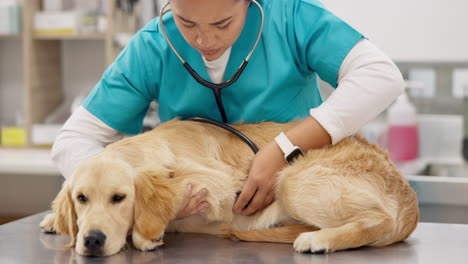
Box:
[221,224,319,243]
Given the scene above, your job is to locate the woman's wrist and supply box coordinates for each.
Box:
[269,140,289,166]
[284,116,332,152]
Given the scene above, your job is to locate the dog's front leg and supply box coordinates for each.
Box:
[40,213,57,233]
[132,170,174,251]
[132,229,165,251]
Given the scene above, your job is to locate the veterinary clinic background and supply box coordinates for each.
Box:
[1,0,468,262]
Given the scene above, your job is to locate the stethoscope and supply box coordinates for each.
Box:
[159,0,265,123]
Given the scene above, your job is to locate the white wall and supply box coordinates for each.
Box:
[322,0,468,62]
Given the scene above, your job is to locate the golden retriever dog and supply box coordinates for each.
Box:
[40,118,419,256]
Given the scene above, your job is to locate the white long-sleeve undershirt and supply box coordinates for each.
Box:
[309,39,404,144]
[51,38,404,179]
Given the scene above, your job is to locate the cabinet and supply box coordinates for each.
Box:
[0,0,118,148]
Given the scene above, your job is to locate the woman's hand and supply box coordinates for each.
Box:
[232,141,287,216]
[232,117,331,216]
[175,184,209,220]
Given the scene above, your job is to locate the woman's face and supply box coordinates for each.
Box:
[170,0,250,61]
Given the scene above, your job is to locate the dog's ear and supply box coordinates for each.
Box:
[52,181,78,247]
[133,171,176,241]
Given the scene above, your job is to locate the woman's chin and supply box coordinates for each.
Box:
[200,49,222,61]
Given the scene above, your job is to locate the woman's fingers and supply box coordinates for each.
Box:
[180,184,192,207]
[241,187,269,216]
[187,189,208,212]
[195,201,209,213]
[232,180,257,214]
[175,186,209,219]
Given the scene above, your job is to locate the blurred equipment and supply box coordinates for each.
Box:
[463,85,468,161]
[43,0,74,11]
[0,0,22,34]
[0,111,26,147]
[76,0,100,34]
[34,11,79,35]
[452,69,468,98]
[418,114,465,177]
[35,0,106,35]
[408,68,436,98]
[115,0,140,34]
[1,127,26,147]
[419,115,463,164]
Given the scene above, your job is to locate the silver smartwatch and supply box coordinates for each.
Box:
[274,132,304,165]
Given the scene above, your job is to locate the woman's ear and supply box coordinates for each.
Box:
[133,171,176,242]
[52,181,78,247]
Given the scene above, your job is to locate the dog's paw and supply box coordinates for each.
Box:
[39,213,56,234]
[293,232,331,254]
[217,224,240,241]
[132,230,164,251]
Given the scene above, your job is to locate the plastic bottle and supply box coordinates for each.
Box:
[387,92,419,163]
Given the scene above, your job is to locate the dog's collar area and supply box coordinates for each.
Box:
[185,117,259,154]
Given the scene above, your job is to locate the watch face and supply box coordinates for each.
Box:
[286,147,303,164]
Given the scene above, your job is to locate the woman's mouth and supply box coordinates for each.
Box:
[199,48,220,56]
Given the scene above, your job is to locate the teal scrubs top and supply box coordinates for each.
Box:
[83,0,362,135]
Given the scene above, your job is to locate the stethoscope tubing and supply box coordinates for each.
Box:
[187,117,259,153]
[159,0,265,123]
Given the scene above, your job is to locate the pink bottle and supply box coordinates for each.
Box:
[387,93,419,163]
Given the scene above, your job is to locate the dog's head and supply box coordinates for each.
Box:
[52,153,177,256]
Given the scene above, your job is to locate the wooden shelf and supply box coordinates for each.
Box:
[0,145,52,150]
[0,0,118,148]
[33,33,107,40]
[0,147,60,175]
[0,34,22,39]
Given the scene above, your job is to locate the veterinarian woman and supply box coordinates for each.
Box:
[52,0,404,218]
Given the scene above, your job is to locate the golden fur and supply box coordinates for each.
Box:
[40,118,419,256]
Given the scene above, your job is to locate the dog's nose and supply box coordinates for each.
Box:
[84,230,107,250]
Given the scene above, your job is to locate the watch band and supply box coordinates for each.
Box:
[274,132,303,165]
[274,132,296,156]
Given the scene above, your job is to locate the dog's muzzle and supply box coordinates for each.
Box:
[84,229,107,255]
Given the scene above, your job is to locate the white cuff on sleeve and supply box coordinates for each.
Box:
[309,103,346,145]
[51,106,124,179]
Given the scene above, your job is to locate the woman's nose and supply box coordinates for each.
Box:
[196,29,216,48]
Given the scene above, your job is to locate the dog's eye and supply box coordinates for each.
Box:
[77,194,87,203]
[112,194,126,203]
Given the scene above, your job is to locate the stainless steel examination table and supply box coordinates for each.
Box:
[1,212,467,264]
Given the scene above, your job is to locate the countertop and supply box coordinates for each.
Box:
[1,212,468,264]
[0,148,59,175]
